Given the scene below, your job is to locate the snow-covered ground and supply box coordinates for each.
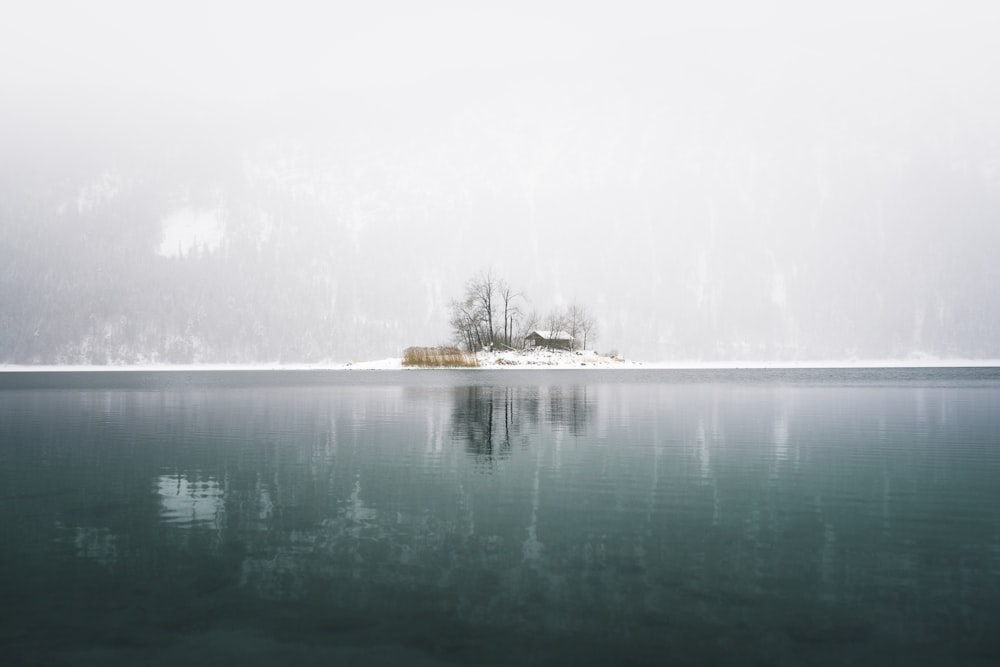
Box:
[640,358,1000,369]
[345,353,1000,370]
[329,349,637,369]
[0,350,629,371]
[475,348,637,368]
[2,354,1000,372]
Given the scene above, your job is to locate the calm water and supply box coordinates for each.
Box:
[1,368,999,666]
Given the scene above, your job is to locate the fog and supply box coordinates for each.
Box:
[2,1,998,363]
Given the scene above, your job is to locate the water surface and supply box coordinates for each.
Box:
[2,368,999,665]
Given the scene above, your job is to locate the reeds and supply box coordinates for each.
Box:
[402,346,479,368]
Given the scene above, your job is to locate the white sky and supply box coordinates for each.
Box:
[3,1,999,360]
[5,1,992,103]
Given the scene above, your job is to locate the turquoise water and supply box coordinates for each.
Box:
[1,368,999,665]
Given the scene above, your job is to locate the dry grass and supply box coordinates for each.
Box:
[402,346,479,368]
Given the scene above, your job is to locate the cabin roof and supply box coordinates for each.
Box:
[529,330,574,341]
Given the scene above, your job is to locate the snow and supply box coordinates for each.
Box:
[0,351,631,372]
[339,349,637,369]
[2,355,1000,373]
[74,172,123,215]
[474,349,635,368]
[639,358,1000,370]
[157,207,225,258]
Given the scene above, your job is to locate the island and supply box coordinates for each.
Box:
[391,269,632,368]
[398,344,632,368]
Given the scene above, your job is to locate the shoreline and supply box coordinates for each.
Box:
[3,353,1000,373]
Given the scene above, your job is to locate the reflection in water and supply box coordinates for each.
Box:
[2,374,1000,665]
[58,524,118,569]
[157,474,225,528]
[522,449,544,565]
[452,386,516,464]
[451,385,593,466]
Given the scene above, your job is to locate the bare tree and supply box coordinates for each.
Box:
[467,269,498,350]
[580,310,597,350]
[450,269,510,352]
[566,303,583,347]
[545,308,568,338]
[564,303,597,350]
[449,271,596,353]
[498,279,522,349]
[449,299,482,352]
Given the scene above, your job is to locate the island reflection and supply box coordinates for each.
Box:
[450,385,593,465]
[4,378,998,663]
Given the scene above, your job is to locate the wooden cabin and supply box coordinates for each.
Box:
[525,330,575,351]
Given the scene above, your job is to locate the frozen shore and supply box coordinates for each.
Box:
[345,352,1000,370]
[476,348,637,368]
[342,348,635,369]
[2,354,1000,372]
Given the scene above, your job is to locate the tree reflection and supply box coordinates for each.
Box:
[451,386,516,464]
[6,379,1000,664]
[450,385,593,466]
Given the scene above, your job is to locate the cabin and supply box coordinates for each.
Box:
[525,330,575,351]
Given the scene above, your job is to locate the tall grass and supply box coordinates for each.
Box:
[402,346,479,368]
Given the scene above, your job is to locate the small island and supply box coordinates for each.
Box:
[400,269,632,368]
[402,344,630,368]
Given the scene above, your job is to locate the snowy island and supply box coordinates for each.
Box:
[341,346,638,370]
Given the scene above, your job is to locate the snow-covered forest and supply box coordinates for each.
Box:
[2,2,999,364]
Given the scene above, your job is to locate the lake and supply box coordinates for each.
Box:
[1,368,999,665]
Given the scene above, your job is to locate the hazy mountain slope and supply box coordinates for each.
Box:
[2,4,998,363]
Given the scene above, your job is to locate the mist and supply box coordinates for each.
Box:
[2,1,998,363]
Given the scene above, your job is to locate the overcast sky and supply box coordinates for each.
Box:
[3,1,999,361]
[6,2,994,117]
